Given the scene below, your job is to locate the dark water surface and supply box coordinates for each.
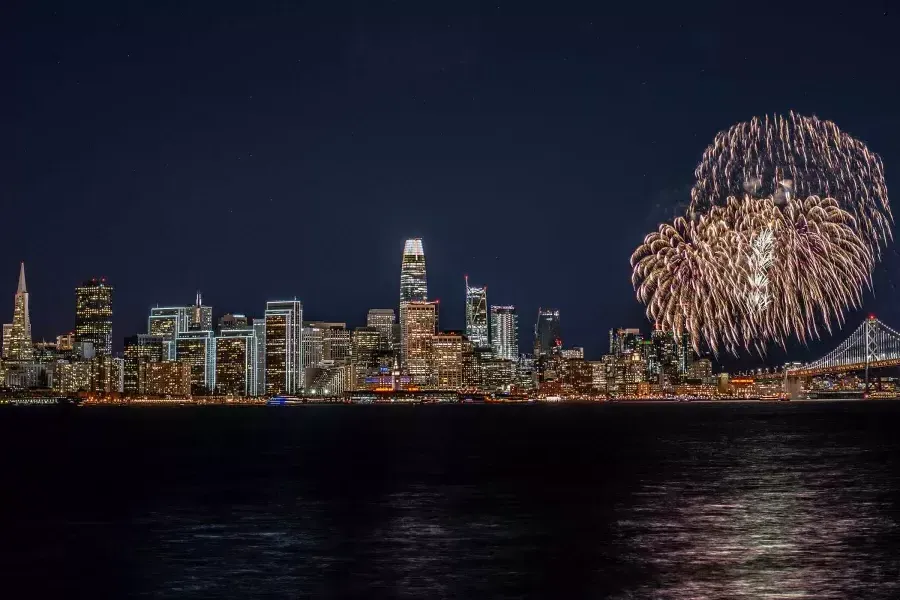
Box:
[2,402,900,598]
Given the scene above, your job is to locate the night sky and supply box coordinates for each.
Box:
[3,1,898,366]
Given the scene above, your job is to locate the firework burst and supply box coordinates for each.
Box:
[632,113,889,355]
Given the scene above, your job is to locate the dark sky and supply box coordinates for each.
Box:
[2,1,898,366]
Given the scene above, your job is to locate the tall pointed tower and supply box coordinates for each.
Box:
[5,262,34,361]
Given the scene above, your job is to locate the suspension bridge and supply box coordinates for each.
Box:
[786,316,900,385]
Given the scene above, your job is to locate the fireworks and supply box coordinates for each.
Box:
[632,113,890,355]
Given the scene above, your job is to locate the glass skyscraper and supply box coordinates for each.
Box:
[534,308,561,357]
[366,308,396,351]
[465,277,489,348]
[399,238,427,370]
[265,300,303,395]
[402,300,437,386]
[490,305,518,361]
[75,278,113,357]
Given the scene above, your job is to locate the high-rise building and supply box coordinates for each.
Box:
[610,328,643,356]
[534,308,561,357]
[217,313,249,333]
[75,278,113,357]
[189,292,213,331]
[400,238,428,305]
[490,305,518,361]
[252,318,266,396]
[141,361,191,396]
[402,300,437,386]
[123,334,166,394]
[464,277,489,348]
[56,332,75,352]
[350,327,381,390]
[677,332,694,376]
[301,324,324,368]
[175,330,216,394]
[432,331,465,390]
[560,347,584,360]
[366,309,396,351]
[215,329,258,396]
[304,322,350,363]
[265,300,303,395]
[149,306,191,359]
[4,262,33,362]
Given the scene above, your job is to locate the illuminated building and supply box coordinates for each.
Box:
[610,328,643,356]
[252,319,266,396]
[306,364,349,396]
[464,278,489,348]
[5,262,33,362]
[91,355,123,393]
[217,313,249,333]
[75,278,113,356]
[141,361,191,396]
[590,360,607,394]
[350,327,381,390]
[560,347,584,360]
[534,308,561,357]
[54,362,93,393]
[123,334,166,394]
[190,292,213,331]
[490,305,518,361]
[301,324,324,368]
[56,332,75,352]
[265,300,303,395]
[367,309,396,351]
[215,329,258,396]
[148,306,191,358]
[304,322,350,363]
[175,330,216,394]
[688,357,713,382]
[402,300,437,386]
[677,332,694,376]
[561,358,593,393]
[432,331,465,390]
[480,358,515,393]
[399,238,427,368]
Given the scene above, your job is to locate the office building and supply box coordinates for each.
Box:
[190,292,213,331]
[141,361,191,397]
[4,262,33,362]
[464,277,489,348]
[91,355,123,393]
[123,334,166,394]
[252,318,266,396]
[350,326,381,390]
[301,324,324,368]
[265,300,303,395]
[75,278,113,356]
[490,305,518,361]
[215,329,258,396]
[54,362,93,394]
[432,331,466,390]
[304,322,350,363]
[175,330,216,394]
[400,238,428,305]
[366,309,395,351]
[610,328,643,356]
[56,332,75,352]
[149,306,191,358]
[560,347,584,360]
[402,300,437,386]
[217,313,249,333]
[534,308,561,357]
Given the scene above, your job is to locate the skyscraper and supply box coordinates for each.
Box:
[265,300,303,395]
[490,305,518,361]
[190,292,213,331]
[432,331,465,390]
[350,326,380,390]
[464,277,489,348]
[217,313,249,333]
[534,308,561,357]
[148,306,191,358]
[75,278,113,357]
[610,328,643,356]
[123,334,166,394]
[252,318,266,396]
[402,300,437,386]
[175,330,216,394]
[366,308,395,351]
[215,329,258,396]
[4,262,33,362]
[400,238,428,305]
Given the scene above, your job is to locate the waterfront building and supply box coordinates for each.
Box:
[91,355,123,393]
[141,360,191,396]
[252,318,266,396]
[215,329,258,396]
[399,238,427,369]
[534,308,561,357]
[123,334,166,394]
[5,263,33,362]
[490,305,518,361]
[189,292,213,331]
[688,357,713,383]
[366,309,395,351]
[350,326,381,390]
[306,363,350,396]
[175,330,216,394]
[432,331,466,391]
[464,278,489,348]
[265,300,303,395]
[217,313,249,333]
[75,279,113,356]
[480,358,516,393]
[53,361,93,393]
[301,324,324,368]
[304,322,350,363]
[402,300,437,386]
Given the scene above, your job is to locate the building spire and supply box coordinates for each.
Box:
[17,262,26,294]
[196,290,202,306]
